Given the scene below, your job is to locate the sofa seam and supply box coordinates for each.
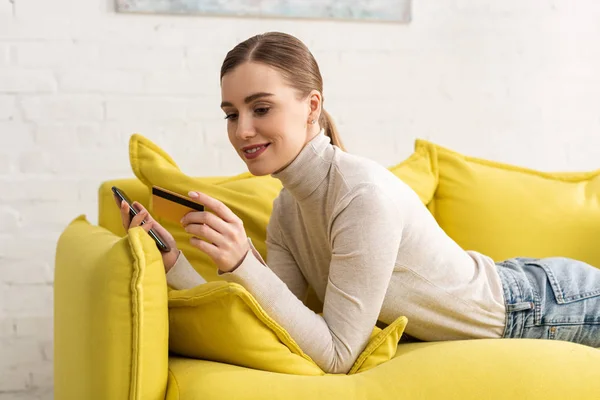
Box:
[128,230,145,400]
[167,368,181,400]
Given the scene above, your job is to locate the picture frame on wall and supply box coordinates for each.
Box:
[115,0,411,23]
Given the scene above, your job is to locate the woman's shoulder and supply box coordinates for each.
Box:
[332,149,414,198]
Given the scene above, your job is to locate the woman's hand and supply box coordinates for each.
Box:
[181,191,250,273]
[117,199,180,273]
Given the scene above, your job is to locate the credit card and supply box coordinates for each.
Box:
[152,186,204,223]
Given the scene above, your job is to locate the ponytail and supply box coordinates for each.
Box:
[320,108,346,152]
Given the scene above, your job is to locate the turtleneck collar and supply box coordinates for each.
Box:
[271,130,333,201]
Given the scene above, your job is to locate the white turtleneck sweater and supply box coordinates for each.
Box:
[166,131,507,374]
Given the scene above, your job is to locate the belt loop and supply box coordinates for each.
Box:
[506,301,534,313]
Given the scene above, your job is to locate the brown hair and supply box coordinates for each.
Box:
[220,32,346,151]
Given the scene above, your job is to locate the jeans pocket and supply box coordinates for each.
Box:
[530,257,600,304]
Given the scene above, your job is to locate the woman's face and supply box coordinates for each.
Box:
[220,61,321,176]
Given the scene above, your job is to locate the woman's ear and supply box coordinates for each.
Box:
[307,90,322,122]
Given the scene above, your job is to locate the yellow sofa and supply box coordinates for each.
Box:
[54,138,600,400]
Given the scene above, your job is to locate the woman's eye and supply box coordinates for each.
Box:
[224,113,238,121]
[254,107,270,116]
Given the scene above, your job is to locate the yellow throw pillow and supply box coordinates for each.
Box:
[167,280,408,375]
[54,215,169,400]
[348,315,408,374]
[424,139,600,266]
[388,139,438,206]
[129,133,438,282]
[168,281,324,376]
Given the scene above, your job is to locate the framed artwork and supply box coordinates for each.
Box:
[115,0,411,23]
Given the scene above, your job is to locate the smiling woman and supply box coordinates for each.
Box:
[118,32,600,375]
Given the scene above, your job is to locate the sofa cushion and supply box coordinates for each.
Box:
[165,338,600,400]
[54,215,168,400]
[167,280,408,376]
[423,139,600,266]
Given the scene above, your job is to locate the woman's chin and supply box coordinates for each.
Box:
[246,163,275,176]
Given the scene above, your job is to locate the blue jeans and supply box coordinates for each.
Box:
[497,257,600,347]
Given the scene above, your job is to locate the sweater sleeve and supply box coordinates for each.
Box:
[219,185,402,374]
[166,251,207,290]
[264,207,308,301]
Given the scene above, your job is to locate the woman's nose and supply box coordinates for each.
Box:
[235,117,256,140]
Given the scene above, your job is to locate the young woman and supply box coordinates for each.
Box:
[119,32,600,374]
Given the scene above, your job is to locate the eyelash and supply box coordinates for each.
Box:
[224,107,270,121]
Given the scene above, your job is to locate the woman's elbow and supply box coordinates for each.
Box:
[320,353,356,374]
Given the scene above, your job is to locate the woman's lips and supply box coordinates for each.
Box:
[242,143,270,160]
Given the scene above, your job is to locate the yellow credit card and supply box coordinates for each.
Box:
[152,186,204,223]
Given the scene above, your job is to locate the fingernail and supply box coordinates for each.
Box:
[188,191,198,198]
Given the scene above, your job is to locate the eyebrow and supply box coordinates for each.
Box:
[220,92,274,108]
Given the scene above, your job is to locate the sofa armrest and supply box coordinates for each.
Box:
[99,178,150,236]
[54,215,169,400]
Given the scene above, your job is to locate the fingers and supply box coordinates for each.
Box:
[181,210,228,234]
[129,203,155,233]
[190,237,219,259]
[130,208,148,227]
[146,216,175,244]
[119,200,158,235]
[131,201,146,214]
[184,222,222,247]
[119,200,131,231]
[148,218,168,237]
[188,191,239,224]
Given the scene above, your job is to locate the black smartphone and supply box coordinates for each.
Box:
[111,186,171,253]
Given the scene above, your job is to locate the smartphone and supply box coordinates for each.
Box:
[111,186,171,253]
[151,186,205,223]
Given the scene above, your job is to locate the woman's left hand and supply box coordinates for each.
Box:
[181,191,250,273]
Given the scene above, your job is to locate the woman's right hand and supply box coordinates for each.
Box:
[117,199,180,273]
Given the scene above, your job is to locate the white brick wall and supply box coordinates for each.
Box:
[1,0,600,398]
